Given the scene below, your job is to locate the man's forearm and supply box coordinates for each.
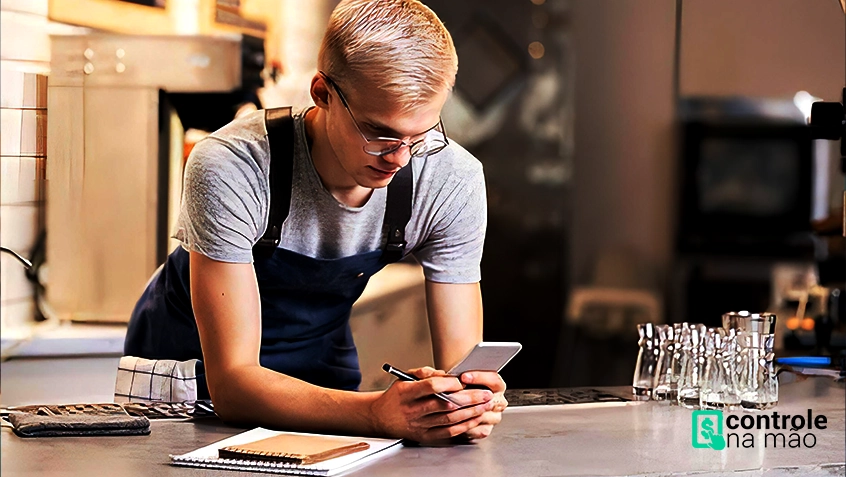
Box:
[210,365,382,436]
[426,281,484,371]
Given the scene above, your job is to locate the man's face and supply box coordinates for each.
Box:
[322,75,449,189]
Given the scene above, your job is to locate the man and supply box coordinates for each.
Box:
[125,0,506,442]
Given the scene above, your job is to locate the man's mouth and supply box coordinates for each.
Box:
[368,166,400,178]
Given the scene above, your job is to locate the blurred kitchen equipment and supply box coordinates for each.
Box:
[671,97,823,329]
[668,0,845,329]
[555,247,663,388]
[677,102,816,256]
[42,0,283,323]
[568,288,662,338]
[505,387,632,407]
[0,243,48,322]
[1,246,33,270]
[46,34,242,322]
[780,281,845,354]
[808,80,845,243]
[48,0,280,63]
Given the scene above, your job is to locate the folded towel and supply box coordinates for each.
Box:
[114,356,201,403]
[8,411,150,438]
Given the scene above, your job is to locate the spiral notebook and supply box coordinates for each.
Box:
[170,428,402,476]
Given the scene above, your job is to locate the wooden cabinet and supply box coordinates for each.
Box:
[46,34,240,322]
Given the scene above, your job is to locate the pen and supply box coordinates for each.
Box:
[775,357,832,368]
[382,363,461,406]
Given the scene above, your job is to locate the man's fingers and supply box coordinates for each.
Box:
[415,394,459,416]
[403,375,464,399]
[460,371,506,393]
[408,366,437,379]
[408,367,442,379]
[491,393,509,413]
[419,401,492,427]
[461,423,494,440]
[454,410,502,441]
[480,409,503,426]
[422,414,487,441]
[442,388,493,407]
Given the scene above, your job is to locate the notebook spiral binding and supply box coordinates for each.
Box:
[169,454,328,475]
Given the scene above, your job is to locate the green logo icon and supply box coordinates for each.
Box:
[692,410,726,450]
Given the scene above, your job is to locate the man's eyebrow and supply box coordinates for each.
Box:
[360,119,405,138]
[361,118,433,139]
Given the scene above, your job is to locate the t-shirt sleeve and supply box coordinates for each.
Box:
[413,168,487,284]
[173,137,267,263]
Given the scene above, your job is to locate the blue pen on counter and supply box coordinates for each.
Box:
[776,357,833,368]
[382,363,461,406]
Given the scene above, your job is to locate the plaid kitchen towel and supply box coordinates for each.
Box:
[114,356,200,403]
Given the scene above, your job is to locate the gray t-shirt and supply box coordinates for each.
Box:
[174,107,487,283]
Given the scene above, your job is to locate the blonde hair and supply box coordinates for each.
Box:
[318,0,458,110]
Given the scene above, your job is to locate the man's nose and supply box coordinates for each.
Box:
[380,146,411,169]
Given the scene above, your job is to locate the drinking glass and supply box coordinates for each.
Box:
[700,327,741,409]
[677,323,707,408]
[652,324,680,402]
[737,313,778,410]
[632,323,660,397]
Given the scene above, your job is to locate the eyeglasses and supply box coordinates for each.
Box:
[319,71,449,158]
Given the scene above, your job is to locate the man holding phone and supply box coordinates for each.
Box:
[124,0,507,442]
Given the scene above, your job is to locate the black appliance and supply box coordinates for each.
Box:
[678,121,815,257]
[671,98,820,327]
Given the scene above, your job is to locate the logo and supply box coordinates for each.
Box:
[692,409,828,450]
[692,410,726,450]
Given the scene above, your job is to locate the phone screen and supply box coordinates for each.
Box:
[447,342,522,376]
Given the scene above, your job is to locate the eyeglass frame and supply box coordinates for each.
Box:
[318,71,449,158]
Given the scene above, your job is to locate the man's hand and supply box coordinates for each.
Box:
[457,371,507,440]
[369,367,494,443]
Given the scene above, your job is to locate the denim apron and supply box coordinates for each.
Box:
[124,107,413,394]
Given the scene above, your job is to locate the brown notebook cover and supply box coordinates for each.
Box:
[218,434,371,465]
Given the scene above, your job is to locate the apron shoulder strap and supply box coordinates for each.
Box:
[382,163,413,263]
[254,106,412,263]
[253,107,294,259]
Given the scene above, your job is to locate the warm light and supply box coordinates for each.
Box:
[530,0,546,5]
[794,91,822,124]
[800,318,815,331]
[528,41,545,59]
[786,317,800,330]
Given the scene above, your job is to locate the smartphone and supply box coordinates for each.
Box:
[447,342,522,376]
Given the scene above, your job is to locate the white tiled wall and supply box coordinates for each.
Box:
[1,1,49,331]
[0,75,46,330]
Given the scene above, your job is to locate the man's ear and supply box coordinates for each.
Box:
[310,73,331,110]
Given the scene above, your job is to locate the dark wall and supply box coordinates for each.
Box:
[426,0,573,388]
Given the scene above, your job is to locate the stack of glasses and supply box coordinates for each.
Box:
[632,312,778,410]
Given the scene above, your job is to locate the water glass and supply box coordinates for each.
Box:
[634,312,777,410]
[737,313,778,410]
[632,323,660,397]
[652,324,681,402]
[700,327,741,409]
[677,323,707,408]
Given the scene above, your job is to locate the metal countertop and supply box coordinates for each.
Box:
[2,378,843,476]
